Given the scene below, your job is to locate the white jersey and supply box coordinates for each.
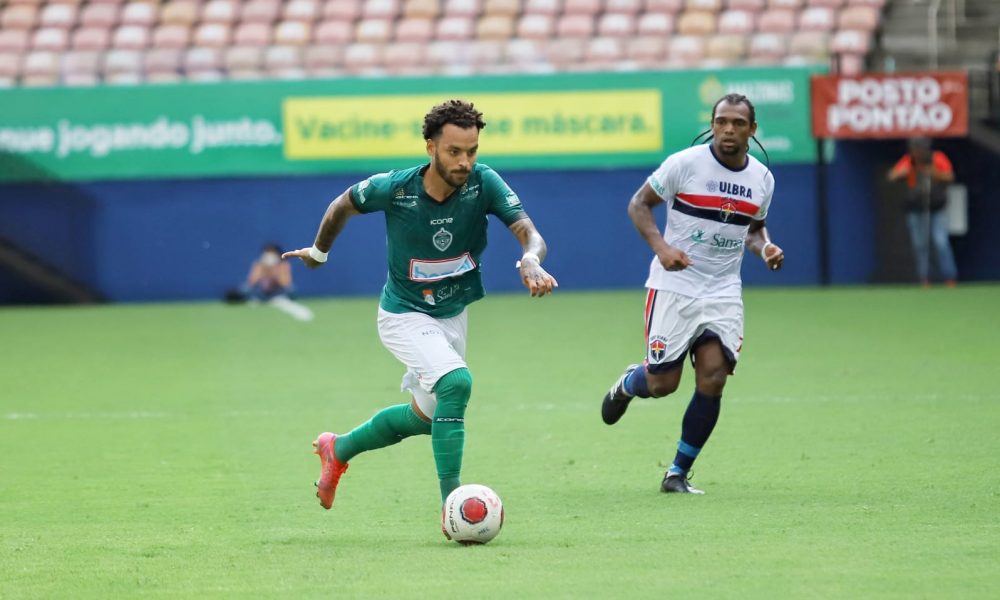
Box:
[645,144,774,298]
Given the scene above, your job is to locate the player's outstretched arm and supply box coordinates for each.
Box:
[282,190,361,269]
[508,217,558,297]
[628,183,692,271]
[747,219,784,271]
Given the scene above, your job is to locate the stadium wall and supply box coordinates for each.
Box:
[5,138,1000,303]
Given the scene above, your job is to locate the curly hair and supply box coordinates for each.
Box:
[712,93,756,125]
[422,99,486,141]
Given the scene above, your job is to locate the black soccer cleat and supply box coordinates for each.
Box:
[601,364,639,425]
[661,472,705,495]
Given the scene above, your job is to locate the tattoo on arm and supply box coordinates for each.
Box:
[509,217,547,261]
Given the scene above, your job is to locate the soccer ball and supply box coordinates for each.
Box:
[441,484,504,545]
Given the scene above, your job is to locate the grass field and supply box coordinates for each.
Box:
[1,286,998,598]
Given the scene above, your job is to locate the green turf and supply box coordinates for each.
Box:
[1,286,998,598]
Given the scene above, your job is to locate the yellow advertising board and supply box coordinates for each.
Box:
[282,90,663,159]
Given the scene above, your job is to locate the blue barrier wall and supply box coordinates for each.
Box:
[4,137,997,304]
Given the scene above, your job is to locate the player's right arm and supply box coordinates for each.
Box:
[282,190,361,269]
[629,184,692,272]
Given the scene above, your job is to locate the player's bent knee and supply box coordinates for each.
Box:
[696,369,729,395]
[646,375,680,398]
[434,368,473,411]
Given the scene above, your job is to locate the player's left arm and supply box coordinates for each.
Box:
[746,219,783,271]
[508,217,558,297]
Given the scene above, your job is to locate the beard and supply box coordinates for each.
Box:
[434,153,471,188]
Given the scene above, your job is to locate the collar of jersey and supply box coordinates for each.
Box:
[414,163,470,205]
[708,144,750,173]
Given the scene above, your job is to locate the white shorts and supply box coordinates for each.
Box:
[643,289,744,373]
[377,307,468,418]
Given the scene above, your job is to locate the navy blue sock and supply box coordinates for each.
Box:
[622,365,651,398]
[670,390,721,475]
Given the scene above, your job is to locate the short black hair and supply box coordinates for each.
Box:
[422,99,486,141]
[712,93,756,125]
[262,243,282,254]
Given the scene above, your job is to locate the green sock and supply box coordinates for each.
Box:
[333,403,431,464]
[432,368,473,502]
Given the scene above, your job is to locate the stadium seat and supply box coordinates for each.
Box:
[677,11,716,35]
[798,6,834,31]
[264,45,306,77]
[0,30,30,52]
[626,35,665,62]
[707,32,745,60]
[121,2,158,27]
[637,12,674,35]
[243,0,283,23]
[342,41,381,72]
[504,37,542,64]
[522,0,557,16]
[645,0,683,12]
[477,14,514,39]
[1,5,39,29]
[392,16,431,40]
[556,14,594,38]
[606,0,642,14]
[183,46,224,76]
[355,18,392,42]
[201,0,239,24]
[112,25,150,50]
[39,4,78,28]
[72,27,112,50]
[224,45,263,71]
[31,27,68,51]
[275,20,313,44]
[145,47,183,76]
[717,9,753,34]
[756,8,795,32]
[79,3,120,27]
[303,44,341,74]
[322,0,363,20]
[686,0,721,11]
[445,0,481,18]
[788,30,827,57]
[833,51,863,74]
[748,31,785,60]
[846,0,883,6]
[807,0,843,7]
[436,16,474,40]
[830,28,869,53]
[101,47,141,77]
[667,33,705,62]
[284,0,321,21]
[362,0,399,19]
[516,14,553,38]
[564,0,600,15]
[194,23,232,47]
[547,37,585,67]
[22,51,60,85]
[233,22,272,45]
[838,6,879,31]
[314,19,354,43]
[597,13,635,37]
[767,0,801,8]
[403,0,440,18]
[384,40,427,71]
[152,24,191,48]
[727,0,764,10]
[585,36,623,63]
[482,0,520,19]
[0,52,21,80]
[160,1,200,26]
[61,50,101,85]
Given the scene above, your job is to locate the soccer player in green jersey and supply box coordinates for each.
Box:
[283,99,558,516]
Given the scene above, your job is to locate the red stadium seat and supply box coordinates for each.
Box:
[830,28,869,53]
[444,0,481,17]
[436,16,474,40]
[233,22,272,46]
[756,8,795,32]
[201,0,239,24]
[522,0,557,16]
[32,27,69,51]
[72,27,112,50]
[0,30,30,53]
[563,0,601,15]
[556,14,594,38]
[717,9,754,34]
[1,5,39,29]
[748,31,786,61]
[303,44,341,74]
[517,14,554,39]
[39,4,78,28]
[274,20,313,44]
[194,23,232,47]
[243,0,283,23]
[314,19,354,43]
[798,6,834,32]
[767,0,801,9]
[838,5,879,31]
[284,0,321,21]
[645,0,683,12]
[727,0,764,10]
[606,0,642,14]
[112,25,150,50]
[636,12,674,35]
[78,3,120,27]
[597,13,636,37]
[788,30,827,57]
[121,2,158,27]
[355,18,392,42]
[152,24,192,49]
[362,0,400,19]
[61,50,101,85]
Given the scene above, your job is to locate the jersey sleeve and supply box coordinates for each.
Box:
[348,171,394,214]
[647,152,686,200]
[754,169,775,221]
[481,166,527,226]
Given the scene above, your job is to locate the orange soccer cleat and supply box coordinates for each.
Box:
[313,432,349,509]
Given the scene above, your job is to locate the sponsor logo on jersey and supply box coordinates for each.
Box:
[648,336,668,362]
[711,233,744,250]
[432,227,453,251]
[691,229,707,243]
[430,218,454,225]
[410,253,476,282]
[717,181,753,200]
[422,289,436,306]
[505,191,522,208]
[356,179,371,204]
[393,199,417,207]
[706,180,718,193]
[719,200,736,223]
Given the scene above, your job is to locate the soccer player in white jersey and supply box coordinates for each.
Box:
[600,94,785,494]
[283,100,558,519]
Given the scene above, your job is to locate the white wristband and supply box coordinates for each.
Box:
[515,252,540,269]
[760,242,774,259]
[308,246,329,263]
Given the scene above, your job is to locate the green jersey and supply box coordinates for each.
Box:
[349,163,527,318]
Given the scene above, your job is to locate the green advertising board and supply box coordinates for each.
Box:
[0,67,822,183]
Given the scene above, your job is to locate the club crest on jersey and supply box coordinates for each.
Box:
[648,336,668,362]
[719,200,736,223]
[432,227,453,252]
[706,180,718,193]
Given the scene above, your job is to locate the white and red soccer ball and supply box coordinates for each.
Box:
[441,484,504,545]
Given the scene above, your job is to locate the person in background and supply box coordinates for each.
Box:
[232,243,314,321]
[887,137,958,288]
